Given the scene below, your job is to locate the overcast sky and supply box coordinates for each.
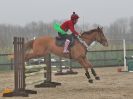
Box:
[0,0,133,26]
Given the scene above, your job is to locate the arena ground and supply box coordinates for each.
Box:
[0,66,133,99]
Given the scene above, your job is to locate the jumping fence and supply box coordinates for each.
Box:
[3,37,61,97]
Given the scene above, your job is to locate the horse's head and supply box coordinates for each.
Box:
[95,27,108,47]
[81,27,108,47]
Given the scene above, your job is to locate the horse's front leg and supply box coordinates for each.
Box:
[78,57,93,83]
[91,68,100,80]
[85,58,100,80]
[78,57,100,83]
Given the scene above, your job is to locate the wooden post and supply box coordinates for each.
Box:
[35,54,61,88]
[3,37,37,97]
[45,54,52,82]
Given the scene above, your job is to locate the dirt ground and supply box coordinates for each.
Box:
[0,67,133,99]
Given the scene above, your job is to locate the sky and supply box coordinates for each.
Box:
[0,0,133,26]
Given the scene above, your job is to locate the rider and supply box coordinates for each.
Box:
[59,12,81,53]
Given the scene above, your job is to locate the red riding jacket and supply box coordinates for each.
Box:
[60,20,80,36]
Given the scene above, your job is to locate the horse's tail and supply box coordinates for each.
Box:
[25,39,34,52]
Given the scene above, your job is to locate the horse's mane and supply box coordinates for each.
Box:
[82,28,98,35]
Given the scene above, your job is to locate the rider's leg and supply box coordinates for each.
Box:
[63,39,70,53]
[58,32,63,39]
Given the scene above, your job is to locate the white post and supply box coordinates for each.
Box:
[33,37,36,40]
[123,39,127,71]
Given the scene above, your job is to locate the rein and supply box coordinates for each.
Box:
[77,36,91,51]
[77,29,101,51]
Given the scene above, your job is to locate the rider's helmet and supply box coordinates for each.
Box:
[71,12,79,20]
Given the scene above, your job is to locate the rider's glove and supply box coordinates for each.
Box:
[78,33,81,37]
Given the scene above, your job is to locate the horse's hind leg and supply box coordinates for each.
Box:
[25,53,36,61]
[25,50,49,61]
[24,43,49,61]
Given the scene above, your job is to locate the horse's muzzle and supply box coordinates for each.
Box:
[104,42,108,47]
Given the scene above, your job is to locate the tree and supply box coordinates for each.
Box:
[107,18,128,40]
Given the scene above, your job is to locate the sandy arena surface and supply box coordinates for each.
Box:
[0,67,133,99]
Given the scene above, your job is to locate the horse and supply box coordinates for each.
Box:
[24,27,108,83]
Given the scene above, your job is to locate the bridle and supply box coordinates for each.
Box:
[80,28,103,41]
[78,27,108,47]
[95,28,103,43]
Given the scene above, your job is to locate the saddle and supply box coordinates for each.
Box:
[55,34,75,47]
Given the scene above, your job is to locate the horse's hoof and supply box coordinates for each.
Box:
[95,76,100,80]
[88,79,93,83]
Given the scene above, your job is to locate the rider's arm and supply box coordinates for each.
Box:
[69,22,80,36]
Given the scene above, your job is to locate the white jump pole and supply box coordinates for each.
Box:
[33,36,36,40]
[123,39,127,71]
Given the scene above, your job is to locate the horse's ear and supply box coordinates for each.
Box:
[98,26,103,30]
[97,26,100,30]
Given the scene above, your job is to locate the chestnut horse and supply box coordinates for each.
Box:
[25,27,108,83]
